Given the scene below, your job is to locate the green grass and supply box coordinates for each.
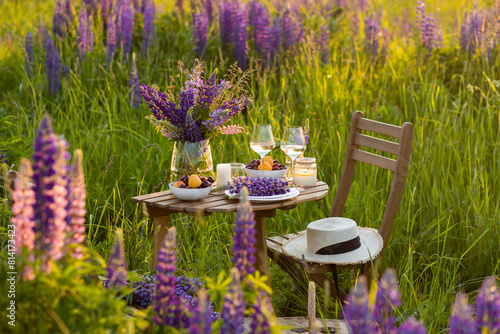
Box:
[1,0,499,331]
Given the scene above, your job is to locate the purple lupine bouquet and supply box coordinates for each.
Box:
[140,60,252,144]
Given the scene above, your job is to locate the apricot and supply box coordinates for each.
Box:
[173,180,185,188]
[258,161,273,171]
[263,156,273,164]
[188,175,202,188]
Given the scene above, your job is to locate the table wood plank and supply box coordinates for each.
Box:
[131,190,171,203]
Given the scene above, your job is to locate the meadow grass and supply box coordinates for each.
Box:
[0,0,499,331]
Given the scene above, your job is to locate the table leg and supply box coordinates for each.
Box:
[152,215,170,269]
[254,215,270,280]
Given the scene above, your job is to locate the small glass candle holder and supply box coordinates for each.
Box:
[230,162,245,182]
[216,163,232,188]
[294,157,317,188]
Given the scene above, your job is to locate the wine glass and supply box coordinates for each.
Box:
[281,126,306,189]
[250,124,275,178]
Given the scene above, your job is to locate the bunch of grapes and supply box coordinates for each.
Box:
[228,177,290,197]
[245,159,286,170]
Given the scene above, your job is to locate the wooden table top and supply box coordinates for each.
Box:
[131,181,329,215]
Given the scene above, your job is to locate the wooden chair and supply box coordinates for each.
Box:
[267,111,414,301]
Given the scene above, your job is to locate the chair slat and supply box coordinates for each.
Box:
[351,149,397,171]
[354,133,399,155]
[357,118,402,138]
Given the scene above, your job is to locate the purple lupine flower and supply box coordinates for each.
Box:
[233,9,248,70]
[193,13,208,58]
[106,229,127,288]
[106,12,116,63]
[64,0,73,20]
[250,290,274,334]
[371,268,401,333]
[52,47,62,95]
[319,25,329,63]
[25,32,34,76]
[281,8,294,52]
[190,290,214,334]
[53,0,67,38]
[0,151,5,164]
[101,0,108,22]
[220,125,246,135]
[121,0,134,57]
[449,292,476,334]
[398,316,427,334]
[78,5,88,59]
[265,18,281,67]
[66,149,86,260]
[459,12,474,53]
[304,119,309,145]
[11,158,36,281]
[115,0,123,45]
[232,187,256,277]
[183,111,204,143]
[205,0,213,23]
[131,0,140,11]
[251,3,270,55]
[364,14,380,60]
[219,2,237,47]
[153,226,185,327]
[141,84,184,125]
[45,34,54,92]
[32,115,68,274]
[417,1,441,54]
[142,0,155,52]
[475,277,500,332]
[357,0,368,12]
[468,10,485,55]
[344,276,371,333]
[202,108,230,132]
[220,268,245,334]
[129,55,141,108]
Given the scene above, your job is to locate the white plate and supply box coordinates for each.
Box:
[225,187,300,203]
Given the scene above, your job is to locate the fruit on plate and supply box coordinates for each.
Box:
[227,177,290,196]
[246,158,286,171]
[173,175,215,189]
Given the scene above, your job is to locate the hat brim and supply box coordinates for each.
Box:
[282,227,384,265]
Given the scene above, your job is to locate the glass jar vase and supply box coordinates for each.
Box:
[170,140,214,181]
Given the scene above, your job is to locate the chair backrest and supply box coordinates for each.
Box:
[330,111,413,248]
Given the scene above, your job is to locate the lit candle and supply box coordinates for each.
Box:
[217,163,232,188]
[294,173,317,186]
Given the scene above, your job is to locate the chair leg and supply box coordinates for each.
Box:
[267,247,309,288]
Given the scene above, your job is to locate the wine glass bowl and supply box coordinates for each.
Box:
[281,126,306,189]
[250,124,275,177]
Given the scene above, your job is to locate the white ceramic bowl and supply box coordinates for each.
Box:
[243,166,288,179]
[169,182,212,201]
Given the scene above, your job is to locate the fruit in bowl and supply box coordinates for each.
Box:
[244,158,287,178]
[169,175,215,201]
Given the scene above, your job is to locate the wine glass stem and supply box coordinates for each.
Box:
[260,155,265,178]
[291,157,296,185]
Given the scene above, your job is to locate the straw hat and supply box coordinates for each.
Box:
[282,217,384,266]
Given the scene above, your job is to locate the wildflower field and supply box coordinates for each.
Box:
[0,0,499,333]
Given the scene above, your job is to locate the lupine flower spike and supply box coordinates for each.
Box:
[398,316,428,334]
[475,277,500,332]
[193,13,208,59]
[232,187,256,278]
[106,12,116,64]
[106,229,127,288]
[449,292,475,334]
[32,115,68,274]
[78,5,88,59]
[153,226,185,327]
[220,268,245,334]
[250,290,275,334]
[142,0,155,52]
[371,268,401,333]
[121,0,134,58]
[66,149,86,260]
[11,158,36,281]
[344,276,371,333]
[45,35,54,93]
[190,289,214,334]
